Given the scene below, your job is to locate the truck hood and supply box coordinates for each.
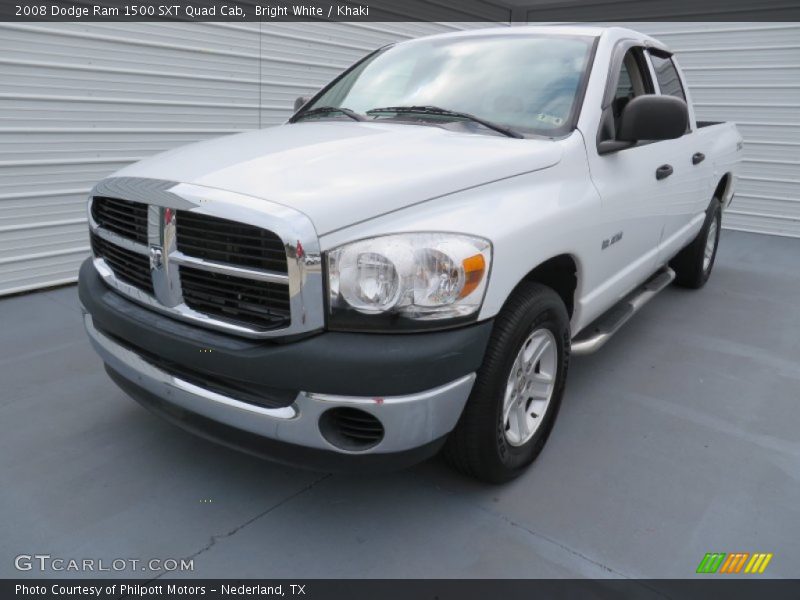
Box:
[115,121,563,235]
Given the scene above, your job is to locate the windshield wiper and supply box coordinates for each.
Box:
[292,106,365,123]
[366,105,524,139]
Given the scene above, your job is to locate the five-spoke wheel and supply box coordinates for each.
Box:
[502,329,557,447]
[445,282,569,483]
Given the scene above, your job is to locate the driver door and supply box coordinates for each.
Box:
[583,45,675,315]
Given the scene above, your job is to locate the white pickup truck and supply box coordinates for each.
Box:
[79,26,742,482]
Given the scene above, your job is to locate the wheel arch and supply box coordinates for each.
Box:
[714,172,733,207]
[519,254,579,319]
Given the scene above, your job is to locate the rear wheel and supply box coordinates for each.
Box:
[444,282,570,483]
[670,200,722,289]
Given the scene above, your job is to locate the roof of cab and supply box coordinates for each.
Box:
[398,25,669,53]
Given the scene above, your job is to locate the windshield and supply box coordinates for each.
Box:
[304,34,596,136]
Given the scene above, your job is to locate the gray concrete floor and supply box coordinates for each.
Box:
[1,230,798,579]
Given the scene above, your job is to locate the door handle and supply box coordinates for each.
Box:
[656,164,674,180]
[692,152,706,165]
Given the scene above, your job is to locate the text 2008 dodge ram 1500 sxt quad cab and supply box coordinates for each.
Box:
[79,26,742,482]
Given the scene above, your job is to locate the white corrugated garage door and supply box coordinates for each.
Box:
[624,23,800,238]
[0,21,495,296]
[2,21,797,296]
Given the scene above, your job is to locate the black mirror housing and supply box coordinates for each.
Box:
[294,96,310,112]
[617,95,688,142]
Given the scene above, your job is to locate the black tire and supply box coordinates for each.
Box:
[670,199,722,289]
[444,282,570,483]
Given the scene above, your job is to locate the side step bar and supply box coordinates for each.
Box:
[571,266,675,356]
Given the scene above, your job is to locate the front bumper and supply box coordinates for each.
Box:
[79,259,492,470]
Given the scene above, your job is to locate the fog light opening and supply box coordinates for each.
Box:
[319,407,385,451]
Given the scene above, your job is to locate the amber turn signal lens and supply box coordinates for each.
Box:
[459,254,486,298]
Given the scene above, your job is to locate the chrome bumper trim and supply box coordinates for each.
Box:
[169,250,290,285]
[84,313,475,454]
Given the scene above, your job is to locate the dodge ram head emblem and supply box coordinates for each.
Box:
[149,247,163,270]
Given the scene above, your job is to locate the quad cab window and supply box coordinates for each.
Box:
[599,47,654,142]
[649,53,687,102]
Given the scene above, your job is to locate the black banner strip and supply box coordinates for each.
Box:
[4,579,800,600]
[3,0,800,22]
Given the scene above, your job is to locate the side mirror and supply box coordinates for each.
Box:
[294,96,310,112]
[617,95,688,142]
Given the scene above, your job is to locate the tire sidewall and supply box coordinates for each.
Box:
[487,288,570,475]
[702,204,722,281]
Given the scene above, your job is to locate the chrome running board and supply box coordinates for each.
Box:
[571,266,675,356]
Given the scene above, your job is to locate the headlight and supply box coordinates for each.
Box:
[327,233,491,331]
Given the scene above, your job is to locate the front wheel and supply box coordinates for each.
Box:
[444,282,570,483]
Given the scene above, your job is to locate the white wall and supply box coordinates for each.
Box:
[0,21,495,296]
[623,23,800,238]
[1,21,797,296]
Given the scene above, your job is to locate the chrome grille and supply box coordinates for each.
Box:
[91,196,148,244]
[175,211,288,273]
[90,232,154,294]
[180,266,290,329]
[85,177,322,338]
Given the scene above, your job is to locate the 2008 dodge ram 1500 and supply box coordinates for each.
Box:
[79,26,742,482]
